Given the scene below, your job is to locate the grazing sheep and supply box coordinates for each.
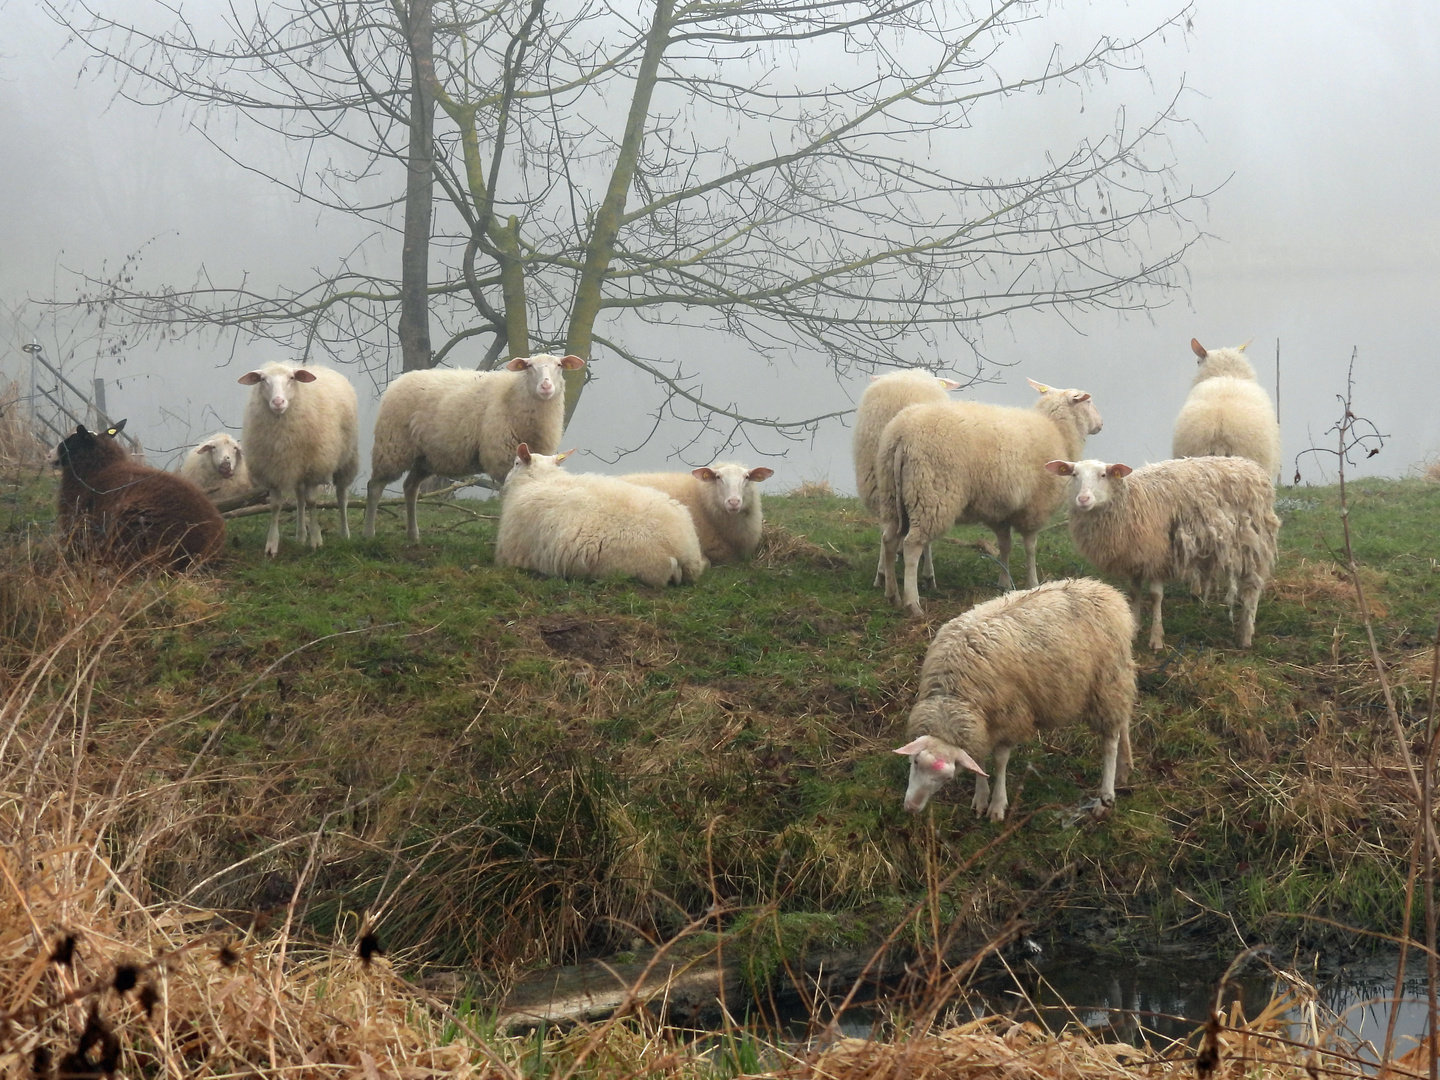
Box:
[1045,456,1280,651]
[894,577,1136,821]
[364,353,586,542]
[877,379,1103,616]
[50,421,225,570]
[1172,338,1281,482]
[853,370,962,588]
[238,362,360,557]
[619,463,775,564]
[495,445,707,587]
[179,432,253,502]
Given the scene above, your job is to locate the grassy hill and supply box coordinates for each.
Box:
[3,463,1438,993]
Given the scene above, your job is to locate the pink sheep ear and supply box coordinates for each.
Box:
[692,467,719,481]
[938,378,963,391]
[1105,463,1133,479]
[952,748,987,776]
[554,448,576,463]
[1026,378,1053,393]
[559,354,586,369]
[1072,391,1091,403]
[1237,338,1252,352]
[894,738,929,757]
[1044,460,1075,476]
[505,356,531,371]
[747,467,774,483]
[292,369,317,383]
[516,443,532,464]
[238,371,263,385]
[197,442,215,455]
[1191,338,1207,360]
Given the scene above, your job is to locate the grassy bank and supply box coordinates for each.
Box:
[2,461,1438,996]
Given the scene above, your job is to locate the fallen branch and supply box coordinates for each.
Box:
[220,479,495,519]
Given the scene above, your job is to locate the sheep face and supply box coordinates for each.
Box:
[1027,378,1103,435]
[509,443,572,480]
[692,463,775,514]
[505,353,586,403]
[238,365,317,415]
[199,435,243,479]
[51,423,128,472]
[1045,459,1133,512]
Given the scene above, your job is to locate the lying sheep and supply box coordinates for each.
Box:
[179,432,252,502]
[619,463,774,564]
[877,379,1103,616]
[364,353,586,542]
[1172,338,1281,482]
[853,370,962,588]
[895,577,1136,821]
[495,444,707,587]
[1045,456,1281,650]
[238,362,360,557]
[50,421,225,570]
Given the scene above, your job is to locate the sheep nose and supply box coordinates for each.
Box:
[271,396,287,411]
[725,497,742,511]
[1076,493,1093,508]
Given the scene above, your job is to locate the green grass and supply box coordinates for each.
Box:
[3,468,1439,981]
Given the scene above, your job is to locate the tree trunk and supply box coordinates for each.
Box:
[399,0,436,371]
[563,0,676,421]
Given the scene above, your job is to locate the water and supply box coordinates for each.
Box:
[780,945,1436,1064]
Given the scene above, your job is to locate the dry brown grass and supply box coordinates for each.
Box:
[754,523,850,569]
[0,381,45,468]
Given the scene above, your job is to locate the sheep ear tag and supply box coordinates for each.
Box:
[1026,378,1053,393]
[554,448,577,463]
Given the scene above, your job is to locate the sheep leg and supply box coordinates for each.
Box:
[1236,571,1263,648]
[293,485,308,544]
[1128,577,1145,636]
[1116,719,1133,786]
[901,535,927,617]
[984,745,1012,822]
[1098,731,1123,807]
[1021,529,1039,589]
[1146,581,1166,651]
[264,490,283,558]
[880,522,902,603]
[872,540,888,589]
[992,524,1014,590]
[305,486,324,549]
[971,772,991,817]
[363,474,391,539]
[922,542,937,590]
[401,466,430,543]
[335,476,351,540]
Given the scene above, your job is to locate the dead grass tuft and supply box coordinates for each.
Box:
[0,381,45,468]
[1269,558,1388,618]
[754,523,850,569]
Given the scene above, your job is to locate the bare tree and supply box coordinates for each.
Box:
[48,0,1207,452]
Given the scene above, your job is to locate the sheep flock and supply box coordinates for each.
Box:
[43,336,1298,824]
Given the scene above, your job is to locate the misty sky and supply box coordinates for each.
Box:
[2,0,1437,490]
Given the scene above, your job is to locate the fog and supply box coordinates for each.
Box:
[2,1,1437,489]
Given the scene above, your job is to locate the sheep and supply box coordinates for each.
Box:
[1044,456,1281,651]
[179,432,253,502]
[894,577,1136,821]
[853,370,962,588]
[238,361,360,558]
[49,421,225,570]
[495,444,707,587]
[618,463,775,564]
[876,379,1104,616]
[364,353,586,542]
[1172,338,1281,482]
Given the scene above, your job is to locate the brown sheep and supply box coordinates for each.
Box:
[50,422,226,570]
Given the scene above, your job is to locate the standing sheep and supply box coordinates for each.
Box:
[894,578,1136,821]
[238,362,360,558]
[495,445,707,587]
[1045,456,1280,651]
[1172,338,1281,482]
[853,370,962,588]
[364,353,586,542]
[618,463,774,564]
[179,432,253,502]
[50,421,225,570]
[877,379,1103,616]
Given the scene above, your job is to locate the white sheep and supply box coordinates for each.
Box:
[1172,338,1281,482]
[853,370,962,588]
[618,463,775,564]
[1045,456,1281,651]
[238,362,361,557]
[363,353,586,542]
[495,445,708,587]
[179,432,253,502]
[876,379,1103,616]
[894,577,1136,821]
